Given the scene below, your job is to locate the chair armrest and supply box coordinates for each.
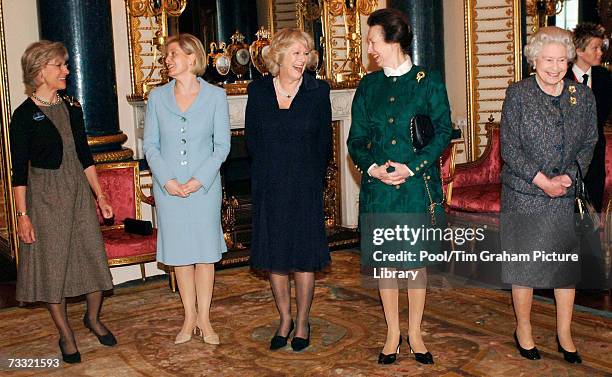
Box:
[137,187,155,206]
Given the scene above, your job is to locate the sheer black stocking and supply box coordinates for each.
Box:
[47,299,77,354]
[85,290,110,336]
[294,272,314,338]
[269,273,292,336]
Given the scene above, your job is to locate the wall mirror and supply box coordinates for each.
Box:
[126,0,377,98]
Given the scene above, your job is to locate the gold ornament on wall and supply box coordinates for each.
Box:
[525,0,565,30]
[126,0,187,99]
[250,26,272,75]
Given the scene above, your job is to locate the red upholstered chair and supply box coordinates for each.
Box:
[602,131,612,276]
[446,121,502,226]
[95,162,170,287]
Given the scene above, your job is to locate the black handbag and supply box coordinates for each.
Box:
[124,218,153,236]
[410,114,435,150]
[574,161,600,234]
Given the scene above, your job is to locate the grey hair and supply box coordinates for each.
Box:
[523,26,576,66]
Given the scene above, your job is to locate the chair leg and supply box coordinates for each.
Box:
[140,263,147,282]
[169,268,177,293]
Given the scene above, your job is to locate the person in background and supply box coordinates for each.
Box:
[143,33,231,346]
[10,40,116,364]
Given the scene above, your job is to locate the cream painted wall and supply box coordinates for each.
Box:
[3,0,39,112]
[443,0,467,122]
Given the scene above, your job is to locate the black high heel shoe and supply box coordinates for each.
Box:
[557,336,582,364]
[407,336,434,364]
[513,331,540,360]
[378,335,402,364]
[270,320,294,350]
[291,323,310,352]
[83,316,117,347]
[58,339,81,364]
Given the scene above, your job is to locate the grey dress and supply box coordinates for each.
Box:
[16,103,113,303]
[500,76,597,288]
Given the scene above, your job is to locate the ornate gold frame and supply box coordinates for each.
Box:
[464,0,522,160]
[0,2,18,261]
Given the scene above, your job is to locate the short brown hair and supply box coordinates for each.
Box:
[165,33,207,76]
[263,28,318,76]
[21,40,68,95]
[572,23,605,51]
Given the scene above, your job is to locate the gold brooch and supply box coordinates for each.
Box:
[416,71,425,83]
[61,95,81,107]
[568,85,576,94]
[569,97,577,105]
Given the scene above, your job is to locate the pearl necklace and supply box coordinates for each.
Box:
[535,76,563,97]
[273,77,302,99]
[31,92,62,106]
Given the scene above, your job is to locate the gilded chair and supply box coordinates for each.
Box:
[95,161,174,290]
[446,121,502,223]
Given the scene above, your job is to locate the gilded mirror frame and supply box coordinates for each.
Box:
[0,1,19,260]
[463,0,523,161]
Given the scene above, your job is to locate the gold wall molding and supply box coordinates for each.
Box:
[464,0,522,160]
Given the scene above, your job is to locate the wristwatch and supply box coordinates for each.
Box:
[16,211,27,217]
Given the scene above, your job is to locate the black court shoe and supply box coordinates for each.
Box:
[291,323,310,352]
[270,320,294,350]
[557,336,582,364]
[84,316,117,347]
[58,339,81,364]
[407,336,434,364]
[513,331,541,360]
[378,335,402,364]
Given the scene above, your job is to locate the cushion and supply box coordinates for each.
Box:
[103,228,157,260]
[449,184,501,213]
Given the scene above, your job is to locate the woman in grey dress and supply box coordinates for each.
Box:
[10,41,116,364]
[500,27,597,363]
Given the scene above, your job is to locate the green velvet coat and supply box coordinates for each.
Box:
[348,66,452,269]
[348,65,452,214]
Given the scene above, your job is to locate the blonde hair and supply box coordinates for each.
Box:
[21,40,68,96]
[524,26,576,66]
[165,33,207,76]
[263,28,319,76]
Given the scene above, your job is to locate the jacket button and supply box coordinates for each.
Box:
[552,168,559,174]
[391,139,397,145]
[181,139,187,144]
[389,96,395,102]
[180,127,186,133]
[180,160,188,166]
[180,150,187,155]
[392,77,397,82]
[388,117,394,124]
[181,117,186,122]
[395,184,400,189]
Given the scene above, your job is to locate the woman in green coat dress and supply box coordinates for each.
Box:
[347,9,452,365]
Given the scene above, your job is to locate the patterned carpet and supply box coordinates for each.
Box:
[0,251,610,376]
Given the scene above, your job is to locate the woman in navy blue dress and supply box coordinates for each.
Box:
[245,28,332,352]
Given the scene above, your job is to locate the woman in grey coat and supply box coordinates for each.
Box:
[500,27,597,364]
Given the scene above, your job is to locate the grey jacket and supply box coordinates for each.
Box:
[500,76,597,197]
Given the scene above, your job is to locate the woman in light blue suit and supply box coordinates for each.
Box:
[143,33,230,345]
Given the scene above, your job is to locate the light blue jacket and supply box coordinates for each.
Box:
[143,78,231,265]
